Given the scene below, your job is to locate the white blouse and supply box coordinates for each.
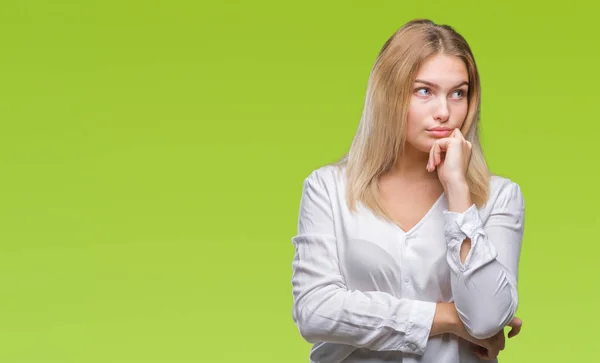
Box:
[290,164,525,363]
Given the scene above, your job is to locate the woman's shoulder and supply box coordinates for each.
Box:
[298,163,348,204]
[304,163,347,186]
[487,174,525,210]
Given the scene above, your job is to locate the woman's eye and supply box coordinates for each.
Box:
[416,88,430,96]
[452,90,465,99]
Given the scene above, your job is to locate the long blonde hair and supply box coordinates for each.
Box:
[332,19,491,223]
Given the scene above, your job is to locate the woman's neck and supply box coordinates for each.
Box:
[389,145,438,181]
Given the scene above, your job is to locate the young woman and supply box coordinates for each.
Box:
[290,19,525,363]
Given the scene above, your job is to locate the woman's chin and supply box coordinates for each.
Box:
[405,139,435,154]
[416,143,434,153]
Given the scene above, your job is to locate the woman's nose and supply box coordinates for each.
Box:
[433,99,450,122]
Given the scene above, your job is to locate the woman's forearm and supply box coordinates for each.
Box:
[443,179,472,264]
[433,302,487,345]
[430,302,459,337]
[441,180,523,339]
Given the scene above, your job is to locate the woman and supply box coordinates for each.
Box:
[290,19,525,363]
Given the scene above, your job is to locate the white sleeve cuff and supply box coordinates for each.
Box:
[443,204,498,273]
[443,204,482,239]
[398,301,436,355]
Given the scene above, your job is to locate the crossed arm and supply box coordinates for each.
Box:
[291,172,525,355]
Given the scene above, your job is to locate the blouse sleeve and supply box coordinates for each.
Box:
[291,170,437,355]
[442,181,525,339]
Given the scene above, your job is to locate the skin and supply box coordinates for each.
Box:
[390,53,523,360]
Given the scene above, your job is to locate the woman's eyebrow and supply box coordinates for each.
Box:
[414,79,469,89]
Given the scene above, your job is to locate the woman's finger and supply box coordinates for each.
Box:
[426,153,431,172]
[482,344,499,361]
[434,142,442,166]
[451,128,463,139]
[429,138,452,169]
[429,143,437,171]
[428,142,436,171]
[507,317,523,338]
[433,137,454,152]
[472,347,487,360]
[427,143,435,171]
[471,345,494,361]
[508,317,522,337]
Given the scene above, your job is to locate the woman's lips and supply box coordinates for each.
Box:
[427,129,452,138]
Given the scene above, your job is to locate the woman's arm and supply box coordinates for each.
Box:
[292,170,447,355]
[442,179,525,339]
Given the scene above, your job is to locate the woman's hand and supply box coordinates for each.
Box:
[426,128,472,187]
[469,329,505,360]
[468,317,524,360]
[440,303,524,360]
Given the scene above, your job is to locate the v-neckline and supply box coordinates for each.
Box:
[392,192,446,236]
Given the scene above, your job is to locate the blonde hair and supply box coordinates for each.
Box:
[332,19,491,223]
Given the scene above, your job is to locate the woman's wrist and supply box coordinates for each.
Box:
[443,179,472,213]
[432,302,461,336]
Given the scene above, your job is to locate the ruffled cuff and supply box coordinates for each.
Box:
[443,204,498,274]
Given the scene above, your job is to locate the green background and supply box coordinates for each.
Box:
[0,0,597,362]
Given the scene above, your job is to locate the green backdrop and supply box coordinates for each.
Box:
[0,0,597,362]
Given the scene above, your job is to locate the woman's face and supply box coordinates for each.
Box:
[405,54,470,153]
